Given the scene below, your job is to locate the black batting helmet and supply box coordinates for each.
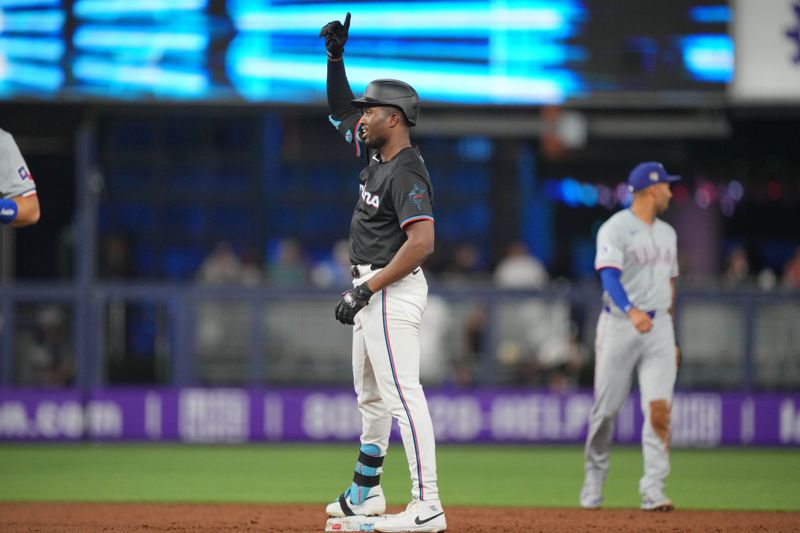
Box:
[351,79,420,126]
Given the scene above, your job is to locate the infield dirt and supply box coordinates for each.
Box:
[1,503,798,532]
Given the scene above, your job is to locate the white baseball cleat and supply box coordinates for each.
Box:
[579,478,604,509]
[640,489,674,512]
[373,499,446,532]
[326,486,387,517]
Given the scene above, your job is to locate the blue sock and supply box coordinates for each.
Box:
[349,444,382,505]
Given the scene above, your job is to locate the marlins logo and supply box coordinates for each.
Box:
[408,184,427,210]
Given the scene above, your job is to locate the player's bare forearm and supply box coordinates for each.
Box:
[11,195,40,227]
[669,278,676,317]
[365,220,433,292]
[627,307,653,333]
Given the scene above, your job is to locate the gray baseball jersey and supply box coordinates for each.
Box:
[583,207,679,508]
[595,209,678,313]
[0,128,36,199]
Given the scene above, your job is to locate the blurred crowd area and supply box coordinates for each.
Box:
[12,235,800,392]
[3,111,800,392]
[101,232,800,292]
[7,112,797,287]
[90,221,800,299]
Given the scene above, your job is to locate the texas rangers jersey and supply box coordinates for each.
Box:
[595,209,678,313]
[0,128,36,199]
[329,114,434,266]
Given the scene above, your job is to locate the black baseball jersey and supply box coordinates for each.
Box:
[329,113,434,267]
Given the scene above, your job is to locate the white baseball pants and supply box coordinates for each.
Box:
[351,266,440,502]
[585,310,678,495]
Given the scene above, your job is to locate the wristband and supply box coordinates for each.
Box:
[0,198,18,224]
[623,303,633,313]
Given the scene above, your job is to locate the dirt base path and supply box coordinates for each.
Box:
[1,503,798,532]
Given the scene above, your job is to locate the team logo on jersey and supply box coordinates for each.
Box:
[18,165,32,181]
[408,184,427,210]
[787,0,800,64]
[360,184,380,208]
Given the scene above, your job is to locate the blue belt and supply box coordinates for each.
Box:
[604,305,655,319]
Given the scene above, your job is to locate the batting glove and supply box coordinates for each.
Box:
[319,12,351,60]
[335,281,373,325]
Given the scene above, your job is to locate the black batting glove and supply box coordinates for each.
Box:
[335,281,373,325]
[319,12,351,60]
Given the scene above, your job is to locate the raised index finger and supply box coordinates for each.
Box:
[343,12,351,31]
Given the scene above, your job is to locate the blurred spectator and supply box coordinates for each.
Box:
[440,243,485,284]
[267,238,307,286]
[722,245,750,286]
[311,239,351,288]
[453,302,488,388]
[493,241,579,388]
[16,305,74,387]
[538,326,583,392]
[240,245,265,286]
[758,267,778,291]
[99,233,135,279]
[676,245,692,281]
[494,241,548,288]
[195,242,253,360]
[197,241,243,284]
[782,245,800,289]
[418,295,452,385]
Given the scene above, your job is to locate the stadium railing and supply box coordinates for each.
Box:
[1,283,799,390]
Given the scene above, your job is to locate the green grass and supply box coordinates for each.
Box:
[0,444,797,511]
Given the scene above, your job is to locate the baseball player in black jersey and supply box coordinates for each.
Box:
[321,13,447,533]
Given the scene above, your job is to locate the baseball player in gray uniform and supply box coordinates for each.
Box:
[320,13,446,533]
[581,162,680,512]
[0,128,40,227]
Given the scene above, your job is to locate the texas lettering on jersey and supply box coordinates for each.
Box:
[626,244,674,267]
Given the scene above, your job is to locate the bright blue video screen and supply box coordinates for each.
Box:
[0,0,732,105]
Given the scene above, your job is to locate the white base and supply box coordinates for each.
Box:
[325,514,396,532]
